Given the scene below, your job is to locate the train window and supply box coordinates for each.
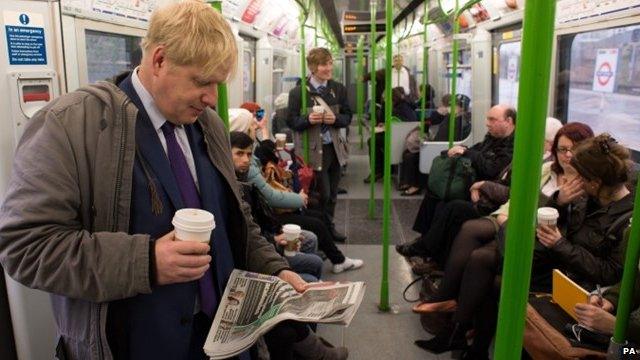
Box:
[556,24,640,152]
[497,41,521,107]
[85,30,141,84]
[445,49,472,99]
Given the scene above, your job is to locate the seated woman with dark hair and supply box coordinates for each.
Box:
[415,132,634,359]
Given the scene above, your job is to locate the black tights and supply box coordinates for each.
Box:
[436,218,497,301]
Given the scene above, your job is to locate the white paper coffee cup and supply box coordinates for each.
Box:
[537,207,559,227]
[172,208,215,243]
[275,133,287,149]
[282,224,301,256]
[312,105,324,114]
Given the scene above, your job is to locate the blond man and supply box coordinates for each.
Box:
[286,48,354,244]
[0,2,305,359]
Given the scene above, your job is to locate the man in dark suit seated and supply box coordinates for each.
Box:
[0,2,306,359]
[398,104,516,258]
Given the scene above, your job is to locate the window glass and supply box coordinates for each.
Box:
[498,41,521,107]
[332,58,344,83]
[561,25,640,151]
[85,30,141,84]
[445,49,472,99]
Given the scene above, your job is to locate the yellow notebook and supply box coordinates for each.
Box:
[552,269,589,320]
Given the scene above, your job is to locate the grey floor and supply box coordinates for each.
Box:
[315,124,454,359]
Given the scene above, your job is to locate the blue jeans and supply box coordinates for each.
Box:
[287,230,322,282]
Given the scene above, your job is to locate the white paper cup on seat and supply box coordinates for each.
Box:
[172,208,215,243]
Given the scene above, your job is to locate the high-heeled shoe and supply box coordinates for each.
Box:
[412,299,457,313]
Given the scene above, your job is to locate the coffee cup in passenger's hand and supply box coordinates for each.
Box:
[282,224,301,256]
[312,105,324,114]
[172,208,215,243]
[275,133,287,150]
[537,207,559,229]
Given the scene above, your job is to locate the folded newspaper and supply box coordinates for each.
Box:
[203,269,366,359]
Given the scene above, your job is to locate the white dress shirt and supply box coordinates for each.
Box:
[131,68,199,188]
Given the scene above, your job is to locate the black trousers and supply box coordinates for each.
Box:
[399,150,426,188]
[264,320,310,360]
[367,132,385,176]
[276,209,345,264]
[314,144,342,228]
[415,199,481,265]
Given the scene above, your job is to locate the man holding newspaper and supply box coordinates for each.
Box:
[0,2,328,360]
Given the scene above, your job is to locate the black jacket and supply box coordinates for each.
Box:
[286,78,352,131]
[464,132,515,181]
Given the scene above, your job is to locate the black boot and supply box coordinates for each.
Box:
[414,322,468,354]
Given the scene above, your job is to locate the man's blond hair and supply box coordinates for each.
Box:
[141,0,237,78]
[306,47,332,74]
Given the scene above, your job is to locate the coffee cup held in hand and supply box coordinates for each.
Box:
[312,105,324,114]
[282,224,301,257]
[275,133,287,150]
[537,207,559,230]
[172,208,215,243]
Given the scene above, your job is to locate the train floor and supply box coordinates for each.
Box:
[315,124,450,359]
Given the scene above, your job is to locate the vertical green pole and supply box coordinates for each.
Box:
[447,0,459,149]
[613,182,640,343]
[314,7,319,47]
[378,0,393,312]
[368,1,377,219]
[211,1,229,130]
[419,0,429,138]
[493,2,556,359]
[357,36,365,149]
[300,16,310,163]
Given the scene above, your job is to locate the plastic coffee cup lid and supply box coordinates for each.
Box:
[275,133,287,140]
[282,224,301,234]
[313,105,323,113]
[172,208,215,232]
[537,207,559,220]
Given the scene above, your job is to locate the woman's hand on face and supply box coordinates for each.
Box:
[536,224,562,248]
[574,303,616,334]
[557,177,585,206]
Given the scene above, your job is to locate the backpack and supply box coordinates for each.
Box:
[427,153,476,201]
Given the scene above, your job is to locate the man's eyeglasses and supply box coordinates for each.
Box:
[556,147,573,154]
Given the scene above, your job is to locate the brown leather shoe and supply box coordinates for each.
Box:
[412,299,457,314]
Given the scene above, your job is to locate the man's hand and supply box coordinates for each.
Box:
[574,303,616,334]
[536,224,562,248]
[557,177,585,206]
[308,112,324,125]
[278,270,308,293]
[496,214,508,226]
[322,110,336,125]
[469,181,485,203]
[274,233,287,247]
[447,145,465,157]
[589,294,615,312]
[155,231,211,286]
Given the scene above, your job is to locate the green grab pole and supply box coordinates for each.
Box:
[613,180,640,343]
[378,0,392,312]
[368,1,377,219]
[447,0,459,149]
[493,2,556,359]
[300,17,310,163]
[211,1,229,130]
[357,36,365,150]
[314,6,319,47]
[419,0,429,138]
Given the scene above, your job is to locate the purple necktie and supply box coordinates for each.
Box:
[161,122,217,317]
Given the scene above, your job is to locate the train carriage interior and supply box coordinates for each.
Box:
[1,0,640,359]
